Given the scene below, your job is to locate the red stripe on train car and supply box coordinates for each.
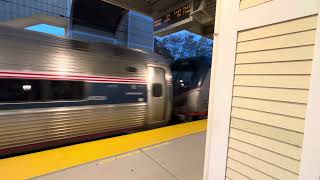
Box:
[0,71,147,84]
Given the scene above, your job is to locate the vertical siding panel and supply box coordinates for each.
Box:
[229,139,300,173]
[236,30,316,53]
[230,129,302,160]
[234,75,311,89]
[226,15,318,180]
[237,16,318,42]
[228,149,298,179]
[231,118,304,146]
[231,107,305,132]
[240,0,272,10]
[232,97,307,118]
[236,46,315,64]
[233,86,309,104]
[227,158,276,180]
[235,61,312,75]
[226,168,251,180]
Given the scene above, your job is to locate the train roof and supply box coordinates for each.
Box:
[0,25,169,65]
[171,56,212,70]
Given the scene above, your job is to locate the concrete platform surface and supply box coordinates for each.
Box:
[33,132,206,180]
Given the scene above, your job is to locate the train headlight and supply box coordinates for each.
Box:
[22,85,32,91]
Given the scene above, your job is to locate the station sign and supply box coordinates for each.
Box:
[154,4,192,31]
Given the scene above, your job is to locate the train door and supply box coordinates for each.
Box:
[148,66,166,125]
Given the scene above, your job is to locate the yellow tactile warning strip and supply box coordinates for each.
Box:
[0,120,207,180]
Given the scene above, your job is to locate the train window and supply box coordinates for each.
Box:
[50,81,85,100]
[126,66,138,73]
[0,79,43,102]
[178,71,194,87]
[152,83,163,97]
[172,69,199,96]
[174,70,195,88]
[0,79,85,103]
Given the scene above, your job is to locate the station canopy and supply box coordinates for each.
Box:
[103,0,216,38]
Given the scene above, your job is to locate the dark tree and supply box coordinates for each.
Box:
[154,31,213,62]
[154,38,174,63]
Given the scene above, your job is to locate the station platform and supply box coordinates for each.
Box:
[0,120,207,180]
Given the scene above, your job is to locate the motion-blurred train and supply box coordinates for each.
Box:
[171,57,211,121]
[0,25,172,157]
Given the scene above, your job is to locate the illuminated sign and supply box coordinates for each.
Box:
[154,4,192,31]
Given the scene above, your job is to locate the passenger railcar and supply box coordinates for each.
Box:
[0,25,172,157]
[171,57,211,121]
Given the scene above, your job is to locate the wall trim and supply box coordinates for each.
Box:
[204,0,240,179]
[238,0,320,31]
[299,11,320,180]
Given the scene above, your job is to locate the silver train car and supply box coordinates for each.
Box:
[171,57,211,121]
[0,25,172,157]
